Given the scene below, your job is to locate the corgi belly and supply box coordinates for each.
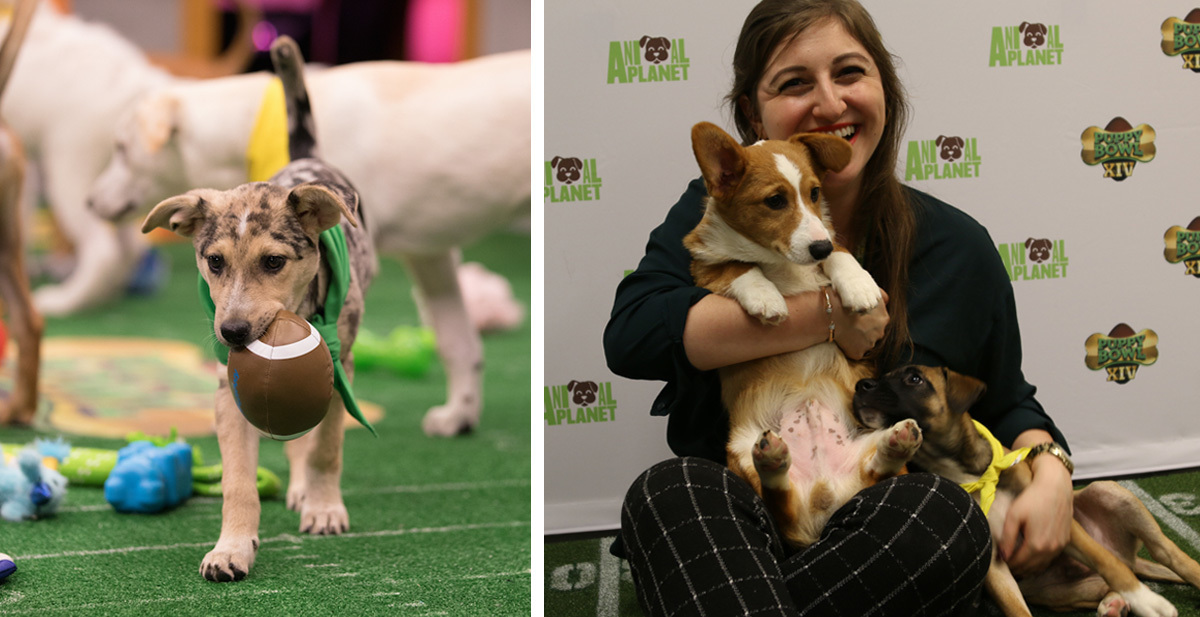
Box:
[778,398,871,488]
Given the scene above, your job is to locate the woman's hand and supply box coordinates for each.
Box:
[999,432,1074,575]
[830,288,889,360]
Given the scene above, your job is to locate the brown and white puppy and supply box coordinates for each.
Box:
[853,365,1200,617]
[0,0,41,426]
[684,121,920,548]
[142,36,377,583]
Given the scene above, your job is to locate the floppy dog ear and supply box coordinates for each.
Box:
[943,370,986,416]
[135,91,180,155]
[691,121,746,202]
[142,190,214,237]
[288,182,356,235]
[791,133,852,175]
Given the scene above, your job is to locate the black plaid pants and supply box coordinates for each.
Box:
[615,457,992,617]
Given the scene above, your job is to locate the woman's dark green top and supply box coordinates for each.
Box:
[602,178,1067,463]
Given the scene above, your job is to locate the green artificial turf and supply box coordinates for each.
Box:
[0,231,531,616]
[545,472,1200,617]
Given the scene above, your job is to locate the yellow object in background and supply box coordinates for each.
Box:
[246,77,289,183]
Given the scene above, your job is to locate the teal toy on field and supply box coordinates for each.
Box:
[353,326,437,378]
[0,439,69,522]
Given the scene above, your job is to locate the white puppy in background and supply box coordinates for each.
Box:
[88,50,531,436]
[1,3,175,315]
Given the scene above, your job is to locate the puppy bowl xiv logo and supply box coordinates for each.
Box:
[904,135,982,181]
[1161,10,1200,71]
[990,22,1064,67]
[1163,217,1200,276]
[1085,323,1158,384]
[545,380,619,426]
[997,237,1068,282]
[1080,117,1155,181]
[545,156,602,203]
[607,35,690,84]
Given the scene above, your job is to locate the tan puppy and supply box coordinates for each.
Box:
[142,37,377,582]
[0,0,40,426]
[853,365,1200,617]
[684,121,920,548]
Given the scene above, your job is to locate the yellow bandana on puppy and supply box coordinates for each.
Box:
[959,420,1030,516]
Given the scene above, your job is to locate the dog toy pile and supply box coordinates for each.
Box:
[227,309,334,441]
[353,326,436,378]
[0,439,69,522]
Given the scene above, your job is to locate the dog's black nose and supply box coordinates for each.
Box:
[220,320,253,346]
[809,239,833,260]
[855,379,877,394]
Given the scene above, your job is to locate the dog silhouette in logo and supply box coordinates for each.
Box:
[1026,238,1053,263]
[936,136,964,162]
[639,36,671,64]
[567,380,599,407]
[1020,22,1048,48]
[551,156,583,185]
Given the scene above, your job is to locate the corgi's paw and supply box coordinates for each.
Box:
[752,431,791,489]
[200,535,259,582]
[731,273,788,325]
[833,271,882,313]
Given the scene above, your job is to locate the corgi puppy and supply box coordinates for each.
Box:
[683,121,920,548]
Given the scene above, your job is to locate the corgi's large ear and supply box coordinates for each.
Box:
[791,132,852,175]
[691,122,746,202]
[943,368,986,416]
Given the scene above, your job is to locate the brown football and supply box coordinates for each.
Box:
[227,310,334,441]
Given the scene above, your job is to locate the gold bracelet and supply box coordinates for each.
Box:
[1027,442,1074,475]
[821,287,834,342]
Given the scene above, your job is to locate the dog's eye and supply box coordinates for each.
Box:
[904,373,924,387]
[206,255,224,274]
[764,194,787,210]
[809,187,820,203]
[261,255,286,272]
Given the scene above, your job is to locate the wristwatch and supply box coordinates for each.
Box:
[1027,442,1074,475]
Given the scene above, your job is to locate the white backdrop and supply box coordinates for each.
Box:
[544,0,1200,535]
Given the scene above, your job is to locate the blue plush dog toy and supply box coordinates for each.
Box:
[0,441,69,521]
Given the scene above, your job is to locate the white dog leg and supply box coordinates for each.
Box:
[32,149,148,315]
[403,250,483,437]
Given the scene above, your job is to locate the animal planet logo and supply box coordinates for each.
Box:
[1161,10,1200,71]
[989,22,1064,67]
[1080,118,1156,181]
[1084,323,1158,384]
[545,156,603,203]
[997,238,1069,282]
[607,35,691,84]
[904,135,982,181]
[1163,217,1200,276]
[544,380,619,426]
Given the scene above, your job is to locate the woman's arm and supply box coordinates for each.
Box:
[684,288,889,371]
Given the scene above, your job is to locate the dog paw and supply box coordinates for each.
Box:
[833,275,882,313]
[882,419,922,460]
[730,273,788,325]
[1098,592,1130,617]
[300,501,349,535]
[286,483,305,512]
[1119,584,1176,617]
[200,537,258,582]
[752,431,791,489]
[423,404,479,437]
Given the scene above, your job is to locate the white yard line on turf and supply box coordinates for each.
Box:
[1119,480,1200,554]
[14,520,530,560]
[0,569,533,615]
